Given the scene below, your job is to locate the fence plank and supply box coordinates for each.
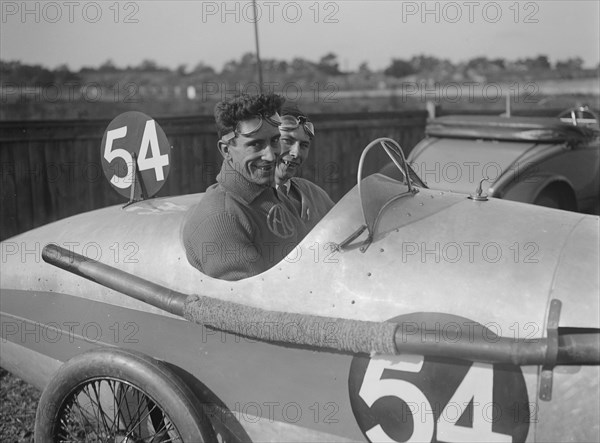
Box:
[0,111,427,240]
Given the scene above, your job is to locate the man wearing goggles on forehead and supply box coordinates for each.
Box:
[276,105,334,233]
[183,94,304,281]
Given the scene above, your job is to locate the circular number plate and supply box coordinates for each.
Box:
[348,313,531,442]
[101,111,171,199]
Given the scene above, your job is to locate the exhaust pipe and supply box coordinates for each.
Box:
[43,244,599,367]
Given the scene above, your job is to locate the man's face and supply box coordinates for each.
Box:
[275,126,311,185]
[226,120,281,186]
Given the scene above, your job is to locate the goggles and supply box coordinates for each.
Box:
[280,115,315,138]
[221,113,282,142]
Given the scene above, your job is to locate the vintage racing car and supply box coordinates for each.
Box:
[385,106,600,214]
[1,113,599,442]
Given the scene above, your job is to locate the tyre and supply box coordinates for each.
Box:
[533,186,576,211]
[35,347,216,442]
[533,192,561,209]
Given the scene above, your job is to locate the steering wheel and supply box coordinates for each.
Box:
[558,105,600,127]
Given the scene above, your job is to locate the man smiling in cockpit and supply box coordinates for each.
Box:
[183,94,304,281]
[275,105,334,233]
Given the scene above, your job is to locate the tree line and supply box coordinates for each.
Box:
[2,53,597,88]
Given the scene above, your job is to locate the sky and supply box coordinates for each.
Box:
[1,0,599,71]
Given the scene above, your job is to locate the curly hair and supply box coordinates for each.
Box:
[214,93,285,140]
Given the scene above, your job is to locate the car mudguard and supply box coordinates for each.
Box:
[499,172,577,210]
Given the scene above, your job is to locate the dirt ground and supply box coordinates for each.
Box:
[0,368,39,442]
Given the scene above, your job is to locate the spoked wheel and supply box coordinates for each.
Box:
[54,377,181,442]
[35,348,216,443]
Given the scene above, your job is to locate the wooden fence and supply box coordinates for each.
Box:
[0,111,427,241]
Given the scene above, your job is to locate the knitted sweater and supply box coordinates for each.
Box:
[183,162,304,281]
[280,178,335,234]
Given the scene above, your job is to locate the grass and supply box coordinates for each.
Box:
[0,368,39,442]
